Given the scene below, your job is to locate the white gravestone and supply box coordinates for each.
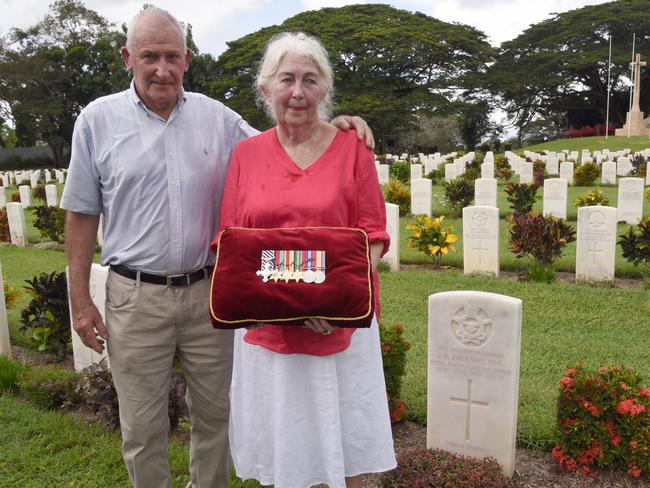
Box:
[617,157,633,176]
[382,203,400,271]
[444,163,457,182]
[411,178,432,216]
[455,159,466,176]
[559,162,574,185]
[57,171,65,184]
[480,163,494,179]
[410,164,423,180]
[1,174,8,187]
[45,184,58,207]
[542,178,568,219]
[601,161,617,185]
[6,202,27,247]
[617,177,645,224]
[30,172,39,188]
[67,264,110,371]
[18,185,31,208]
[377,165,389,185]
[0,187,5,209]
[546,158,559,175]
[0,260,11,359]
[519,162,533,184]
[97,213,104,247]
[462,206,500,276]
[474,178,497,208]
[575,206,617,282]
[428,291,521,477]
[647,168,650,186]
[44,170,52,183]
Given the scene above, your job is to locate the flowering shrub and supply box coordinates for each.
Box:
[379,448,511,487]
[3,273,21,310]
[379,323,411,423]
[554,364,650,479]
[573,188,610,208]
[504,182,538,215]
[406,215,458,266]
[384,180,410,217]
[574,161,600,186]
[0,209,9,242]
[630,154,647,177]
[645,187,650,203]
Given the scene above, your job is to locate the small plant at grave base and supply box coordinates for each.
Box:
[508,213,576,282]
[618,217,650,288]
[553,364,650,479]
[0,355,26,394]
[504,182,538,216]
[379,448,511,487]
[10,192,20,203]
[443,179,474,217]
[0,209,10,242]
[645,187,650,203]
[20,271,70,360]
[389,161,410,183]
[574,161,600,186]
[406,215,458,266]
[424,166,445,185]
[18,364,82,410]
[495,154,513,181]
[384,180,410,217]
[3,273,22,310]
[573,188,610,208]
[33,205,66,242]
[533,159,547,186]
[630,154,647,177]
[379,323,411,423]
[31,184,46,203]
[74,359,120,429]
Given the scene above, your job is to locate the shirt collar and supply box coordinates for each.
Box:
[128,79,187,120]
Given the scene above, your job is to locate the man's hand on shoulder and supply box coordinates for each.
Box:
[330,115,375,150]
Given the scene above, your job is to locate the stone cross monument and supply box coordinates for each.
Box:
[615,53,649,136]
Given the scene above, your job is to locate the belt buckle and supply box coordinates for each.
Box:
[166,273,190,287]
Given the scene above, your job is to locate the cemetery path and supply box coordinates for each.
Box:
[363,421,650,487]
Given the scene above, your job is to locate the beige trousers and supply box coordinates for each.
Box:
[105,270,233,488]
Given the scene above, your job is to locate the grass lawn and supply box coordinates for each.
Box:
[522,135,650,154]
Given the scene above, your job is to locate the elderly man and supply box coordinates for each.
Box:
[61,6,372,488]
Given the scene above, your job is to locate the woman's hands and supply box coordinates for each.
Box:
[303,318,336,335]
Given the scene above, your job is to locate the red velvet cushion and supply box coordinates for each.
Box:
[209,227,373,329]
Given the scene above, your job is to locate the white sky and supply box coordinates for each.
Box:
[0,0,611,57]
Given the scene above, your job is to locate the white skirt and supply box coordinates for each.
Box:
[229,317,397,488]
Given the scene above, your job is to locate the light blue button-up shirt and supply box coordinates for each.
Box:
[61,81,258,274]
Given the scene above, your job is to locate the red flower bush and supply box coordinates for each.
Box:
[554,364,650,479]
[379,322,411,423]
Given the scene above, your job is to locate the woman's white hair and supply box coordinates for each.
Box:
[125,5,186,52]
[255,32,334,122]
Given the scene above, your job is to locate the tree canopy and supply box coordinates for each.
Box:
[487,0,650,143]
[0,0,128,166]
[209,4,494,152]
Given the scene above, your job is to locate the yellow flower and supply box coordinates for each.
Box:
[445,233,458,244]
[440,246,449,254]
[428,244,440,254]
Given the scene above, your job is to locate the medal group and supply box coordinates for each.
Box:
[256,249,326,284]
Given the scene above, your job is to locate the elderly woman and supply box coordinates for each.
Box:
[218,32,396,488]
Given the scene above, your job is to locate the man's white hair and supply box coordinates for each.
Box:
[125,5,186,52]
[256,32,334,122]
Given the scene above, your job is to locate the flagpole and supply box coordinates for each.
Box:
[606,33,612,140]
[628,33,635,139]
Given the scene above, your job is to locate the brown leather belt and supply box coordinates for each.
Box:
[110,264,213,287]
